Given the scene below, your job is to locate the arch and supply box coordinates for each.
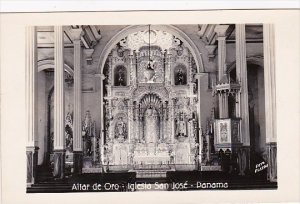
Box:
[227,55,264,73]
[97,25,205,74]
[133,86,169,102]
[38,59,74,76]
[140,93,162,111]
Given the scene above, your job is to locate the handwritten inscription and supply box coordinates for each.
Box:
[255,161,268,173]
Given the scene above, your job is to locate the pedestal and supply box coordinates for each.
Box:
[73,151,83,174]
[266,142,277,182]
[26,146,39,186]
[53,150,65,179]
[237,146,250,176]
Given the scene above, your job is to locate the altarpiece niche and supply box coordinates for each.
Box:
[101,29,200,169]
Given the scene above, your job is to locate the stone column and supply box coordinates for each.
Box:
[129,54,136,85]
[170,99,175,143]
[236,24,250,146]
[263,24,277,182]
[224,93,229,117]
[165,51,172,85]
[97,74,105,164]
[215,25,229,81]
[235,24,250,175]
[195,73,203,164]
[128,100,133,142]
[26,26,39,186]
[53,26,65,179]
[215,25,229,119]
[71,28,84,174]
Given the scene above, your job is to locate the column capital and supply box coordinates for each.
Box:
[95,73,106,80]
[195,72,208,79]
[70,28,84,41]
[83,48,94,57]
[214,25,230,37]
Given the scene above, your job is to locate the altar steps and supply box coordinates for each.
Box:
[135,170,168,178]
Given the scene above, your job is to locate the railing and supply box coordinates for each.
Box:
[133,164,172,170]
[173,164,197,171]
[106,165,133,171]
[103,164,198,172]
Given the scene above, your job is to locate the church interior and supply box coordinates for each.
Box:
[26,24,277,192]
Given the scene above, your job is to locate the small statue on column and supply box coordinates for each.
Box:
[82,110,95,156]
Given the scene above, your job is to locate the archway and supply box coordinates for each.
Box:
[97,25,205,74]
[36,60,74,172]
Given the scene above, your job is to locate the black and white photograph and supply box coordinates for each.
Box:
[25,24,277,192]
[1,8,300,204]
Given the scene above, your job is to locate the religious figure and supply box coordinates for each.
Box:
[176,68,184,85]
[144,107,159,143]
[116,69,126,86]
[144,60,155,82]
[115,117,127,140]
[220,123,228,143]
[82,110,94,156]
[65,125,73,152]
[177,113,187,137]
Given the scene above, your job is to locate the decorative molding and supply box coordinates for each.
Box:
[214,25,230,37]
[69,27,84,41]
[97,25,205,75]
[83,48,95,64]
[205,45,217,59]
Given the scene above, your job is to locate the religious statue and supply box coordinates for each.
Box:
[144,60,155,82]
[115,117,127,140]
[65,125,73,152]
[65,111,73,152]
[176,68,185,85]
[220,123,228,143]
[116,69,126,86]
[177,113,187,137]
[144,107,159,143]
[82,110,95,156]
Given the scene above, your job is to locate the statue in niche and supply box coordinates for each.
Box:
[115,117,127,140]
[65,110,73,152]
[144,60,156,82]
[114,66,126,86]
[82,110,96,156]
[65,125,73,152]
[144,107,159,143]
[177,113,187,137]
[175,67,187,85]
